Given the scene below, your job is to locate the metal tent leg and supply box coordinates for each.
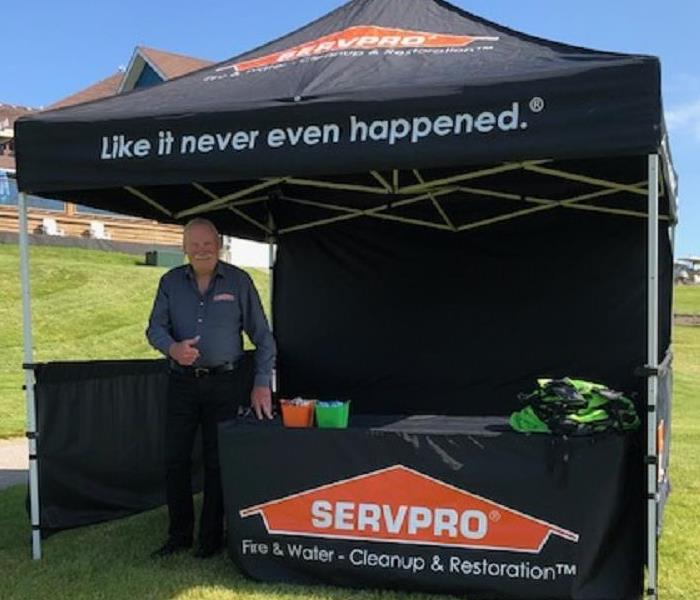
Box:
[268,236,277,394]
[646,155,659,599]
[18,192,41,559]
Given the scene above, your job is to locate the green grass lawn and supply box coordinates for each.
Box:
[0,244,270,438]
[657,324,700,599]
[1,486,454,600]
[674,285,700,314]
[0,245,698,598]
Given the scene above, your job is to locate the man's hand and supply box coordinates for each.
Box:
[251,385,273,420]
[168,336,200,366]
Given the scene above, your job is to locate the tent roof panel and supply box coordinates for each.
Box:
[14,0,671,223]
[24,0,654,122]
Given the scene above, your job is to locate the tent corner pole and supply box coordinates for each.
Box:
[268,234,277,394]
[18,192,41,560]
[646,154,659,599]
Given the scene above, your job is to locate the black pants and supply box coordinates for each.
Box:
[165,371,239,547]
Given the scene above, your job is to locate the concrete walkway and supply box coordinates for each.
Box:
[0,438,28,491]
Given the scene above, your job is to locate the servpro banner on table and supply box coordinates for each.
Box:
[240,465,579,553]
[219,419,643,599]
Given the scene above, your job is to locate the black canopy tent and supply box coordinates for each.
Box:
[14,0,675,597]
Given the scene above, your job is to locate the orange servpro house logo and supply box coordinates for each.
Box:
[240,465,579,553]
[212,25,499,76]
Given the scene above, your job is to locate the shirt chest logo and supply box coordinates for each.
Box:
[213,293,236,302]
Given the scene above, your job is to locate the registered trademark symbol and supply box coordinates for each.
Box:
[489,510,501,522]
[529,97,545,112]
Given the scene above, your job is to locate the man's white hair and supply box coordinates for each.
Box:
[183,218,221,246]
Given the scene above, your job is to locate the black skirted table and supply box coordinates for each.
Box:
[219,415,643,600]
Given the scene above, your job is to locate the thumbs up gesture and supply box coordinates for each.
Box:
[169,336,201,366]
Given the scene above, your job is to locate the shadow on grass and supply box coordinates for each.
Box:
[0,485,456,600]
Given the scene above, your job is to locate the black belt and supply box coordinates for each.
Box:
[168,360,238,378]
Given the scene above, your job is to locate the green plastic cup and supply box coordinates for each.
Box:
[315,401,350,428]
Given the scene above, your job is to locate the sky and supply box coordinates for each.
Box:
[2,0,698,257]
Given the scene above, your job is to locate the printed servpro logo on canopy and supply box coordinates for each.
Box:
[240,465,579,553]
[210,25,498,77]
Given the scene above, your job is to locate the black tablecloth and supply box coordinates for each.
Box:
[219,415,643,600]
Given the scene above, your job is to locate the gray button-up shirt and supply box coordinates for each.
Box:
[146,261,276,387]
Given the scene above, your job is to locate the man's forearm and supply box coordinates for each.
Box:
[146,277,175,357]
[253,332,276,387]
[146,327,176,357]
[242,276,277,388]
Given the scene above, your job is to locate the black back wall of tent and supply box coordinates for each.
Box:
[275,201,673,416]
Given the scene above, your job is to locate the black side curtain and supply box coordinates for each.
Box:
[33,354,254,531]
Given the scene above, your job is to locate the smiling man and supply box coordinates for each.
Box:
[146,217,276,558]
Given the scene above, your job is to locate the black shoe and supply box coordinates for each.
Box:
[193,542,223,559]
[151,538,192,558]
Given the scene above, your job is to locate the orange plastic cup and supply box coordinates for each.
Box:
[280,399,315,428]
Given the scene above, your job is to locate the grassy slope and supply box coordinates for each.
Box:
[0,244,269,438]
[658,324,700,599]
[673,285,700,315]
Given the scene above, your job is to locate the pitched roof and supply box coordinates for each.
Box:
[48,47,212,111]
[48,72,124,110]
[138,46,213,79]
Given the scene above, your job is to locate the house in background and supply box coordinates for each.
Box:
[1,48,213,253]
[1,103,37,171]
[674,257,700,285]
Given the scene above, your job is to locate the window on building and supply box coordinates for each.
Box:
[134,64,164,89]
